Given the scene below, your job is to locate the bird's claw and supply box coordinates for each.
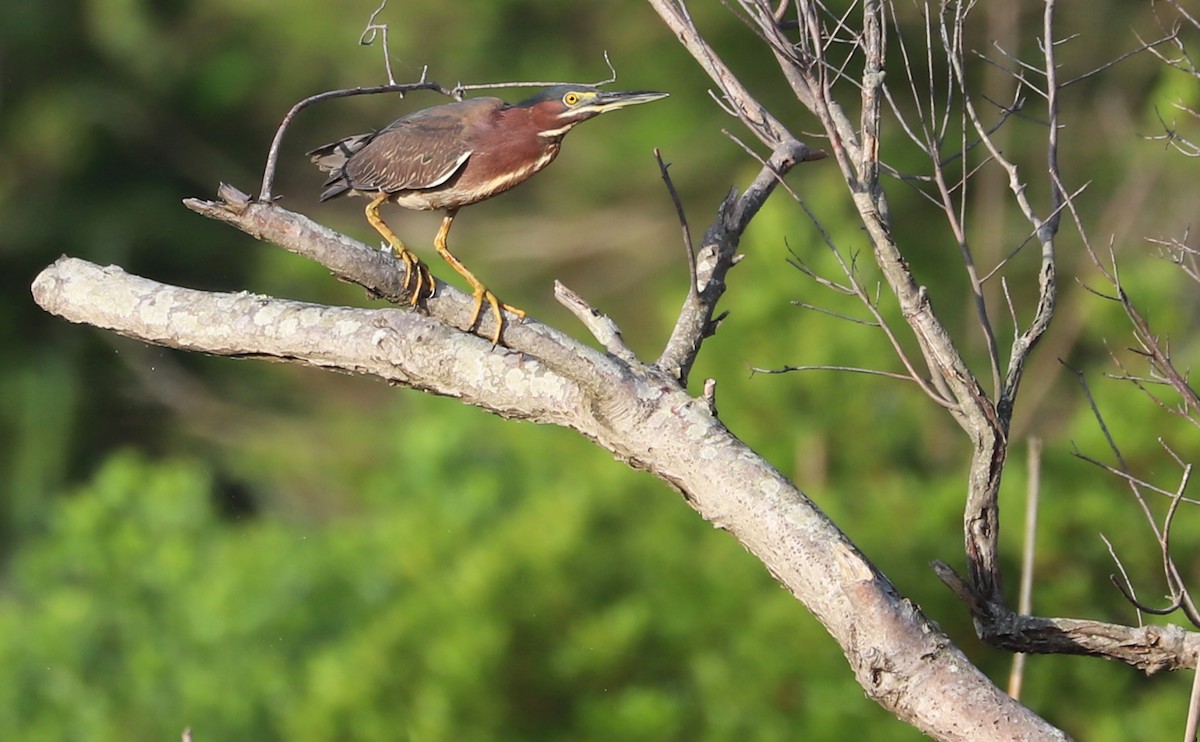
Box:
[393,249,435,306]
[467,290,526,346]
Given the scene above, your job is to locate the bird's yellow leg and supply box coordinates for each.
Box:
[433,211,525,345]
[365,194,433,305]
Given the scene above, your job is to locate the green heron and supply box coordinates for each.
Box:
[309,84,668,344]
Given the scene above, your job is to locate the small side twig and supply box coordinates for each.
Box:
[749,364,919,383]
[360,0,398,85]
[654,149,697,299]
[1102,534,1145,627]
[554,281,639,365]
[703,378,718,415]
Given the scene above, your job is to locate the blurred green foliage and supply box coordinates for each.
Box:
[3,0,1200,739]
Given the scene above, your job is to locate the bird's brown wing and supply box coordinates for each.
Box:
[341,99,504,194]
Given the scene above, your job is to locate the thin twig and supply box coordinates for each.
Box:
[655,149,698,299]
[1008,436,1043,700]
[1109,574,1184,616]
[1101,533,1145,626]
[1160,466,1200,627]
[791,301,880,326]
[1065,362,1162,525]
[1072,450,1200,505]
[359,0,397,85]
[1061,33,1179,88]
[258,78,446,201]
[749,364,920,382]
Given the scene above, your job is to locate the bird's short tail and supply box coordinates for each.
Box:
[307,133,375,201]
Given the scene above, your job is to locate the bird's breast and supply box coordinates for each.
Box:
[463,140,562,200]
[392,137,561,211]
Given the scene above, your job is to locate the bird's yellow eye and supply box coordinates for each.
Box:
[563,92,580,106]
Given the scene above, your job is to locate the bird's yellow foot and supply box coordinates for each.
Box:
[391,247,436,307]
[468,290,526,346]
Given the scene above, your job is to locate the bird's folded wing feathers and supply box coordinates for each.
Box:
[340,107,478,190]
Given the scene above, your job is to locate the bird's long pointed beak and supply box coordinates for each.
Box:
[590,89,670,113]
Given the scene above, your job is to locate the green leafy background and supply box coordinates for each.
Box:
[3,1,1199,739]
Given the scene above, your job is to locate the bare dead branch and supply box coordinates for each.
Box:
[359,0,398,85]
[921,36,1004,399]
[790,301,879,326]
[553,281,639,364]
[1072,450,1200,505]
[945,518,1199,674]
[978,610,1200,675]
[749,364,922,383]
[1102,533,1145,626]
[654,148,698,310]
[655,141,814,383]
[1079,225,1200,439]
[971,0,1060,431]
[34,229,1067,742]
[1061,32,1179,87]
[1160,468,1200,627]
[1110,573,1185,616]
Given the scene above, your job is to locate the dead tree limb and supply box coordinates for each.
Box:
[34,176,1068,739]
